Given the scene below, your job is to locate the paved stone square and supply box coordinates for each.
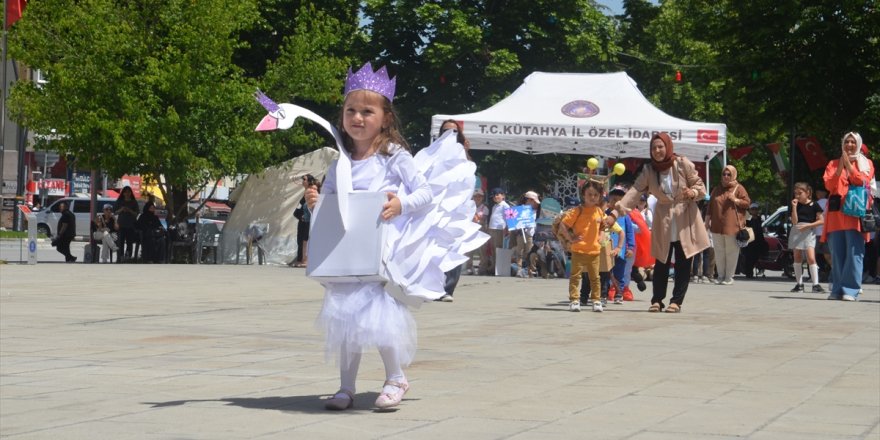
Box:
[1,264,878,439]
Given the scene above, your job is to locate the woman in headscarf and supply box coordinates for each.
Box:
[136,201,166,263]
[609,132,710,313]
[822,132,875,301]
[706,165,751,285]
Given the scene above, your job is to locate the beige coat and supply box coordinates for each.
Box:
[617,156,710,263]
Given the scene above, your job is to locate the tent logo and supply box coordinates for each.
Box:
[697,129,719,144]
[561,100,600,118]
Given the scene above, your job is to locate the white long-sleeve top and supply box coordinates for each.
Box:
[322,146,432,214]
[488,200,510,230]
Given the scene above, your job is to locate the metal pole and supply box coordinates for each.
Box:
[789,126,796,202]
[89,168,97,263]
[13,125,24,230]
[1,3,8,195]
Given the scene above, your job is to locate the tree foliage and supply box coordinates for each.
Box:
[7,0,269,220]
[7,0,876,215]
[617,0,878,207]
[361,0,621,193]
[252,3,361,159]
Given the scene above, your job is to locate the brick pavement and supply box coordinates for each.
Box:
[1,264,878,439]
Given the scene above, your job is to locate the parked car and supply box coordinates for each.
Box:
[34,197,118,238]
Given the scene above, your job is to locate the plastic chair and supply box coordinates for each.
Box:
[195,222,221,264]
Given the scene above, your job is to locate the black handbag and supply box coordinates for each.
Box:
[827,194,842,212]
[861,200,879,233]
[733,199,755,247]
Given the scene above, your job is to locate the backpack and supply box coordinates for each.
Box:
[552,207,582,252]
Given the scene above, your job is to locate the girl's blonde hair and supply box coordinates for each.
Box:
[337,90,410,156]
[793,181,812,198]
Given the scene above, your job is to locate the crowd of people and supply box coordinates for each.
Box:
[59,185,168,263]
[451,132,878,312]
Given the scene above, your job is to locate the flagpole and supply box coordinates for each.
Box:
[789,126,796,199]
[1,1,8,197]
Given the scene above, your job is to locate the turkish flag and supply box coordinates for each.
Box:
[795,137,829,171]
[697,129,719,144]
[6,0,27,29]
[729,145,754,161]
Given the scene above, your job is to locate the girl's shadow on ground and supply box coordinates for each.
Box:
[144,392,412,414]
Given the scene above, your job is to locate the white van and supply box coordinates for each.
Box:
[35,197,118,238]
[761,206,791,238]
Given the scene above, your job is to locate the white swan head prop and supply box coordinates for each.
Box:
[254,90,299,131]
[253,90,352,229]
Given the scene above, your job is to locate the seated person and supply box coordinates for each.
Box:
[136,201,166,263]
[91,204,119,263]
[528,231,567,278]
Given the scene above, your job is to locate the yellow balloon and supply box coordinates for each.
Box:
[613,163,626,176]
[587,158,599,170]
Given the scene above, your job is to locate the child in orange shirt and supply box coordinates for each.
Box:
[559,181,620,312]
[580,197,624,309]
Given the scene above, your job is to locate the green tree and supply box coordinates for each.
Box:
[362,0,621,193]
[8,0,270,222]
[617,0,879,206]
[234,0,359,80]
[252,3,362,159]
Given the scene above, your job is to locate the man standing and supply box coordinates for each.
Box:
[54,201,77,262]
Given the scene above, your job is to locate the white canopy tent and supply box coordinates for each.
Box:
[431,72,727,164]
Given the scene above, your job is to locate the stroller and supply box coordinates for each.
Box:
[527,227,568,278]
[752,220,794,279]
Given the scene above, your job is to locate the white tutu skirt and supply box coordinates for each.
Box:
[316,281,417,367]
[316,132,489,365]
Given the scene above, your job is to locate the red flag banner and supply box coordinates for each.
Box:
[6,0,27,29]
[606,158,646,174]
[728,145,754,161]
[693,161,707,180]
[795,137,829,171]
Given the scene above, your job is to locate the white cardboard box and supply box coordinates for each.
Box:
[495,247,513,277]
[306,192,389,282]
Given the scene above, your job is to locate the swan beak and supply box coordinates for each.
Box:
[255,114,278,131]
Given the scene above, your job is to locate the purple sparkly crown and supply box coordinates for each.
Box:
[344,62,396,102]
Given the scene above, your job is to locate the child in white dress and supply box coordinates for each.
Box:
[302,63,484,410]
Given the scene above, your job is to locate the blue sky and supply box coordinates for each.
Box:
[597,0,659,16]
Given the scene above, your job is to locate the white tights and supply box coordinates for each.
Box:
[339,345,405,395]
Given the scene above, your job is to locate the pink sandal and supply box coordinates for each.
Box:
[374,380,409,409]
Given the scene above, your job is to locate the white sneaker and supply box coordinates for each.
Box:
[570,301,581,312]
[440,294,454,302]
[592,301,604,312]
[842,295,856,302]
[720,279,734,285]
[613,298,623,304]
